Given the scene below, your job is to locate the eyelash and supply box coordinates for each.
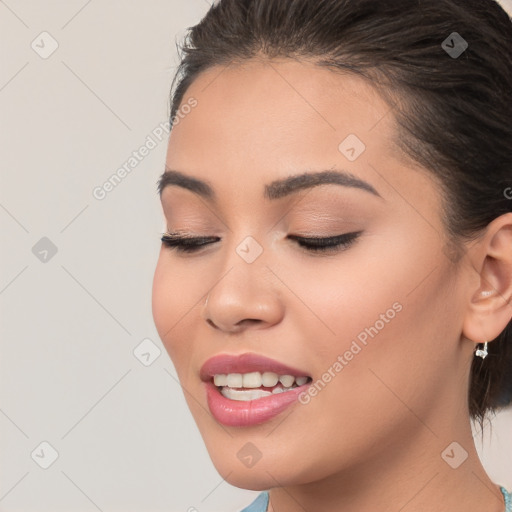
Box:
[160,231,362,254]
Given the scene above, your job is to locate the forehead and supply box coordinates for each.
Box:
[163,58,412,211]
[168,57,394,157]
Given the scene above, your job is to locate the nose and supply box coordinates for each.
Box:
[201,263,285,334]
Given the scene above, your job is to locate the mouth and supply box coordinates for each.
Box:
[213,371,312,401]
[200,352,313,427]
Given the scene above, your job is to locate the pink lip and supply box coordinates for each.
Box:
[200,352,310,381]
[200,353,311,427]
[204,381,309,427]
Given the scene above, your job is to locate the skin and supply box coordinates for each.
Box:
[152,58,512,512]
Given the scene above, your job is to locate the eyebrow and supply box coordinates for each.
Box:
[157,168,382,201]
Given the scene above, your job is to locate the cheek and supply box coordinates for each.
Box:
[270,245,409,350]
[336,263,453,411]
[151,254,200,364]
[287,231,452,395]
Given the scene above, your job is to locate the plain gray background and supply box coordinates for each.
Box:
[1,1,511,511]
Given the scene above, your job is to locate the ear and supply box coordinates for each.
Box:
[462,212,512,345]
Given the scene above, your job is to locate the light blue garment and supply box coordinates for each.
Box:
[502,486,512,512]
[240,487,512,512]
[239,491,269,512]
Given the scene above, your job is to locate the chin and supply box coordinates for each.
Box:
[223,473,274,492]
[204,441,313,490]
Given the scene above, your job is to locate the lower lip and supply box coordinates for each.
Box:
[204,381,309,427]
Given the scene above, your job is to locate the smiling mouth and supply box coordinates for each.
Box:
[212,371,313,401]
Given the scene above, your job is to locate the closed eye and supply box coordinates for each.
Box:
[288,232,361,252]
[160,231,362,254]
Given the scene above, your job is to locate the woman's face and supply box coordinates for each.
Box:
[152,59,475,489]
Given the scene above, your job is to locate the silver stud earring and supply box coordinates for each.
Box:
[475,341,489,359]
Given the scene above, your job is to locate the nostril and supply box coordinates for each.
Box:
[208,318,263,333]
[236,319,262,327]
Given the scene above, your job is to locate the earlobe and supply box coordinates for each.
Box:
[461,212,512,345]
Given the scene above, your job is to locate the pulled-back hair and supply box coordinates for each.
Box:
[167,0,512,429]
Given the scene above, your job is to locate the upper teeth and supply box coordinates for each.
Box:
[213,372,309,388]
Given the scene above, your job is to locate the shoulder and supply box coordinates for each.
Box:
[239,491,269,512]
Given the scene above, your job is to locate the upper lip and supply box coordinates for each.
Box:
[200,352,311,382]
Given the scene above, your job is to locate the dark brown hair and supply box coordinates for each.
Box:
[166,0,512,429]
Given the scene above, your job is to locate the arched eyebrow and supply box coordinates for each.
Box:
[157,168,382,201]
